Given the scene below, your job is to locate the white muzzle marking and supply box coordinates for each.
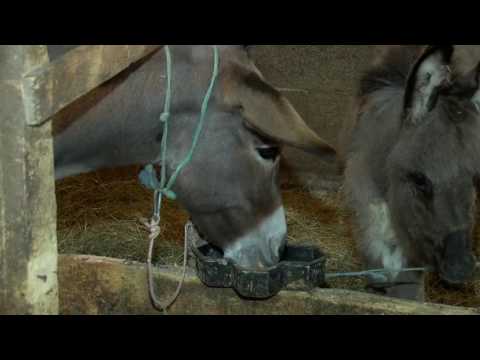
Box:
[224,206,287,269]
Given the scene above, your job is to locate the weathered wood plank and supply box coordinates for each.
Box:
[58,255,479,315]
[0,46,58,314]
[22,45,163,126]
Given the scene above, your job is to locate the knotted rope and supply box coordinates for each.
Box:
[141,45,219,314]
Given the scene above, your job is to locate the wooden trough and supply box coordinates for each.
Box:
[58,255,478,315]
[0,45,478,315]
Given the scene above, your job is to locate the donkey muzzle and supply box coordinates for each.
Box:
[439,231,476,285]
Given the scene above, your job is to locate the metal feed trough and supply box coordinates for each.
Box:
[1,45,478,315]
[187,222,327,299]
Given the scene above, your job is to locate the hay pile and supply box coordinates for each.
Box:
[56,166,188,266]
[56,166,480,309]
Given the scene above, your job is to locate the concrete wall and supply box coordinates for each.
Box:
[251,45,377,191]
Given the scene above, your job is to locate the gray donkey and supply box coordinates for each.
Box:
[340,45,480,301]
[52,45,336,270]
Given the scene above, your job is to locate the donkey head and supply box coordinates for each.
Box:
[166,45,336,269]
[387,45,480,284]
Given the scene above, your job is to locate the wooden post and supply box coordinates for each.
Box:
[0,46,58,314]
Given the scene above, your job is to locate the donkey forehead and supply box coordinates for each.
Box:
[188,46,265,97]
[411,95,480,137]
[398,155,476,187]
[397,115,480,175]
[401,154,477,186]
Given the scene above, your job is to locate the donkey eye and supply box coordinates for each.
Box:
[257,146,281,161]
[447,100,467,120]
[407,172,433,197]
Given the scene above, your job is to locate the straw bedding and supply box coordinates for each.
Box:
[56,166,480,309]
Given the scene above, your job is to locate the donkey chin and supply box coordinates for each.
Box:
[435,231,477,286]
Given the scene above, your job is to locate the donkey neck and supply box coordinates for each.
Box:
[53,46,218,180]
[53,49,170,180]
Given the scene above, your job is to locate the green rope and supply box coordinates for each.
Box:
[141,45,220,220]
[326,267,428,283]
[326,263,480,284]
[154,44,174,220]
[158,44,173,200]
[163,46,220,197]
[141,45,220,314]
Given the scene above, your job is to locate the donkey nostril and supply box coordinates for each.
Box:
[440,255,476,284]
[437,231,476,284]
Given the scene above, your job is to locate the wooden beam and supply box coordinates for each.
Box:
[58,255,479,315]
[22,45,163,126]
[0,46,58,314]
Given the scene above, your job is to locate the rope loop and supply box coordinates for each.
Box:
[161,189,177,201]
[142,45,220,314]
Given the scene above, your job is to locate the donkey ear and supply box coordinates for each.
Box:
[222,69,336,161]
[404,45,454,124]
